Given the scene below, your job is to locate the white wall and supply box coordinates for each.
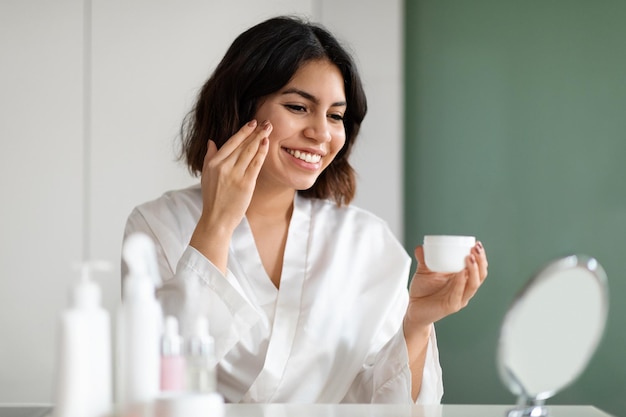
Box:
[0,0,403,403]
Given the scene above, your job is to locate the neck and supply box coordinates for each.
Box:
[246,186,296,224]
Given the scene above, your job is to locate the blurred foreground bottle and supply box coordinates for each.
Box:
[53,262,111,417]
[186,315,216,393]
[160,315,186,392]
[117,233,163,411]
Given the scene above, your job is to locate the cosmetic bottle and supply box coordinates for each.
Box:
[154,316,224,417]
[186,315,217,393]
[54,262,112,417]
[160,315,186,392]
[117,232,163,410]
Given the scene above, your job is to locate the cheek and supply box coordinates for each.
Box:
[263,113,294,143]
[266,124,288,149]
[323,134,347,170]
[330,131,347,155]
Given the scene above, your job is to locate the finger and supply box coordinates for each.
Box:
[414,245,430,273]
[243,136,270,178]
[215,119,259,158]
[235,120,272,170]
[473,241,488,282]
[447,270,469,311]
[462,254,481,304]
[203,139,218,170]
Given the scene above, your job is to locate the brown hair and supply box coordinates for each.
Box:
[180,16,367,205]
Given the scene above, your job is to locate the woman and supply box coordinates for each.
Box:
[124,15,488,404]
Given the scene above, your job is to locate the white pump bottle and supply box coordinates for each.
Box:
[54,262,112,417]
[117,232,163,410]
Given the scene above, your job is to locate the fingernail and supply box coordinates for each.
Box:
[477,241,483,249]
[470,255,476,264]
[262,120,271,130]
[248,119,257,127]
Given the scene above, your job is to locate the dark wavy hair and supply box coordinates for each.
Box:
[180,15,367,206]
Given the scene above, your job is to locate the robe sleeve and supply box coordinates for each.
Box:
[336,227,444,405]
[123,206,264,330]
[161,246,265,339]
[371,325,443,404]
[123,208,270,403]
[163,247,276,403]
[341,318,443,404]
[336,213,444,404]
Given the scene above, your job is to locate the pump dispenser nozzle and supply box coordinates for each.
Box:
[71,261,111,309]
[122,232,162,288]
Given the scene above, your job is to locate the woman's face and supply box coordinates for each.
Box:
[253,59,347,193]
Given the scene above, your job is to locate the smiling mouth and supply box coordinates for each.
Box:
[285,148,322,163]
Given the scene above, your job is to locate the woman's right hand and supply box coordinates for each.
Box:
[190,119,271,273]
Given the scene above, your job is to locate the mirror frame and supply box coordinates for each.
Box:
[496,254,609,416]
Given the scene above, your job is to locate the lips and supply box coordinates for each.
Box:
[285,148,322,163]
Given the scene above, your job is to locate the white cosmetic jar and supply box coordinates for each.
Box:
[423,235,476,273]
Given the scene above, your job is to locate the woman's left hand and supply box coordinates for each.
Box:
[405,241,488,330]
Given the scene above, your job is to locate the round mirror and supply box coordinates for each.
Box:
[496,255,609,417]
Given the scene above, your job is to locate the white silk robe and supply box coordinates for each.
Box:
[123,184,443,404]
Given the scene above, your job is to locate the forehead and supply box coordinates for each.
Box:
[283,59,345,98]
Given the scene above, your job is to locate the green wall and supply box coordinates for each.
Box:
[404,2,626,416]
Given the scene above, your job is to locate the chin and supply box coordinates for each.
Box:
[294,185,316,192]
[284,173,320,191]
[292,179,318,191]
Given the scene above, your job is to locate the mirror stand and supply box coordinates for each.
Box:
[507,396,548,417]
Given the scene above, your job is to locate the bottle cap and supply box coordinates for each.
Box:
[122,232,162,288]
[162,316,183,356]
[71,261,111,309]
[187,315,214,357]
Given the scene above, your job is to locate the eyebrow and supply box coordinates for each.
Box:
[281,88,347,108]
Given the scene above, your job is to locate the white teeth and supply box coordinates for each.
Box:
[287,149,321,163]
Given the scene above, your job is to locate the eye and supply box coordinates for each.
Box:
[285,104,307,113]
[328,113,344,122]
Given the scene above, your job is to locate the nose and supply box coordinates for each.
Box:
[304,114,332,143]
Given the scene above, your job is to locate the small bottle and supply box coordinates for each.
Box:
[54,262,112,417]
[117,233,163,409]
[160,316,186,392]
[155,316,224,417]
[186,315,216,393]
